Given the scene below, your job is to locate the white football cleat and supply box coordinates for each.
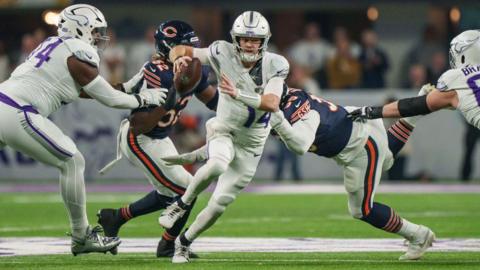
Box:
[70,225,121,256]
[172,237,190,263]
[158,201,187,229]
[399,225,435,261]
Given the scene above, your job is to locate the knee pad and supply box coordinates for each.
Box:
[206,158,229,177]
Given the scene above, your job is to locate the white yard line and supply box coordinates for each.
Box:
[1,237,479,256]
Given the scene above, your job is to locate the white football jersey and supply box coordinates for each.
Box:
[0,36,100,117]
[436,65,480,128]
[206,40,289,151]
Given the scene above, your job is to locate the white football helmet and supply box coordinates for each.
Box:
[449,30,480,69]
[57,4,109,50]
[230,11,271,62]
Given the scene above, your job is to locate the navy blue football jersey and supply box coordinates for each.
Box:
[281,88,353,157]
[131,59,210,139]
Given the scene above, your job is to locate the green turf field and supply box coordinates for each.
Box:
[0,192,479,269]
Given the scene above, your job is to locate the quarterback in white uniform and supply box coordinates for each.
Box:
[349,30,480,129]
[0,4,167,255]
[157,11,289,263]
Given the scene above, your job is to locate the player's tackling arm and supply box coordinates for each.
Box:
[68,56,166,109]
[349,87,459,121]
[270,110,319,155]
[195,85,219,111]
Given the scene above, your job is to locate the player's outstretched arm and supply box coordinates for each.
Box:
[219,74,281,112]
[67,56,167,109]
[270,110,318,155]
[348,85,458,121]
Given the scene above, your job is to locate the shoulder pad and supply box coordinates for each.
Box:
[267,53,290,79]
[436,68,469,91]
[208,40,233,59]
[209,40,231,52]
[64,38,100,67]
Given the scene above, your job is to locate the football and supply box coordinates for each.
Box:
[173,57,202,94]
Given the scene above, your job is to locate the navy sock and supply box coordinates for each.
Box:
[179,231,192,246]
[120,190,170,221]
[387,120,413,156]
[361,202,403,233]
[165,198,197,239]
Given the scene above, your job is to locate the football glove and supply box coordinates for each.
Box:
[136,88,168,107]
[347,106,383,122]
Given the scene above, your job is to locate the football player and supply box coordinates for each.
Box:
[157,11,289,263]
[0,4,168,255]
[96,20,218,257]
[171,87,435,261]
[348,30,480,129]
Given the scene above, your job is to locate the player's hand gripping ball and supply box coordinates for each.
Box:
[173,57,202,95]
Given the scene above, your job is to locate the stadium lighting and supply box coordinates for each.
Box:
[367,6,379,21]
[450,7,461,24]
[43,10,60,25]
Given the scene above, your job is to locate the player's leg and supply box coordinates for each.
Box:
[0,107,119,254]
[345,124,434,260]
[99,129,191,233]
[159,134,235,229]
[99,127,196,255]
[172,147,260,263]
[387,85,433,156]
[387,119,415,156]
[156,197,197,257]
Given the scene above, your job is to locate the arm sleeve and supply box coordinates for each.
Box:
[193,48,210,65]
[272,111,319,154]
[83,75,140,109]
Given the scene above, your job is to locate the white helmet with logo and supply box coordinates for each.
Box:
[449,30,480,69]
[230,11,271,62]
[57,4,109,50]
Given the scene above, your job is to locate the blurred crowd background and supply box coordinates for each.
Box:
[0,0,479,182]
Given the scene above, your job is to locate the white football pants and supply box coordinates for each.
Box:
[0,101,88,237]
[118,121,193,197]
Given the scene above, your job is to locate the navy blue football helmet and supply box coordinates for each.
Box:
[154,20,200,61]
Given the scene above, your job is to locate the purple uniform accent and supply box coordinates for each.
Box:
[466,74,480,106]
[244,106,256,128]
[0,92,39,114]
[0,92,72,159]
[22,111,73,159]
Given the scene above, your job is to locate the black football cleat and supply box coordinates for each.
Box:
[156,237,199,258]
[97,209,125,255]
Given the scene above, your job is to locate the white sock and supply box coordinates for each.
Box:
[397,218,422,240]
[59,152,89,238]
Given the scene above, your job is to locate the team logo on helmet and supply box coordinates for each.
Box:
[454,36,480,54]
[163,26,177,38]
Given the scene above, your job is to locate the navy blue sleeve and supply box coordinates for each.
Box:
[193,66,211,94]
